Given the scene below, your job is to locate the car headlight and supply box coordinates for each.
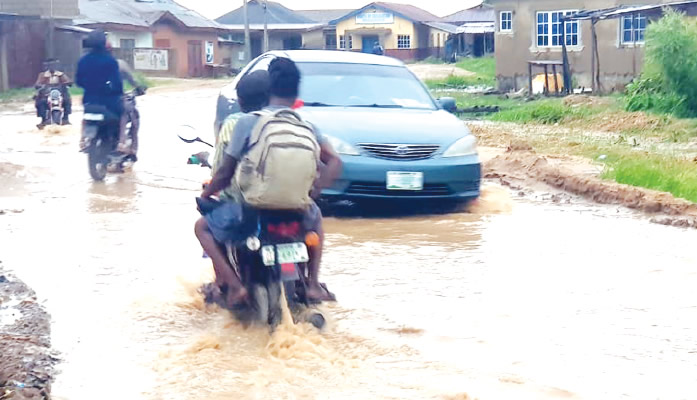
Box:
[443,135,478,158]
[325,135,360,156]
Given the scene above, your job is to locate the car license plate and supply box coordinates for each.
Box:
[387,171,423,191]
[262,243,309,266]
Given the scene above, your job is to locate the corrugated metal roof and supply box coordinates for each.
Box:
[76,0,222,30]
[566,0,697,20]
[423,21,459,34]
[456,22,495,34]
[442,5,495,24]
[295,9,354,24]
[216,0,314,25]
[372,2,440,22]
[221,23,324,31]
[131,0,222,29]
[331,2,441,24]
[75,0,150,27]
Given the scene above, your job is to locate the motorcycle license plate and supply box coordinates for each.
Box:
[83,125,98,139]
[261,242,309,266]
[83,113,105,121]
[387,171,423,191]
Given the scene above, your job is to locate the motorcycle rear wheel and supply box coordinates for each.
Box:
[88,139,108,181]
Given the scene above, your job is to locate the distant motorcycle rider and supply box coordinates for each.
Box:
[76,29,124,151]
[34,59,73,128]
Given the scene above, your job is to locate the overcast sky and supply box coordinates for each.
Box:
[177,0,483,20]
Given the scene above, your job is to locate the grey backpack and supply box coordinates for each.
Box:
[235,109,320,210]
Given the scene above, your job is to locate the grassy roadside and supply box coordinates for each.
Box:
[424,56,496,89]
[461,93,697,203]
[420,58,697,203]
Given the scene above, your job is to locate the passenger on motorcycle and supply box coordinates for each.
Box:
[34,59,73,129]
[76,30,124,151]
[195,57,342,308]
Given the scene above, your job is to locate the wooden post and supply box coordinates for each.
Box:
[561,17,571,94]
[0,30,8,92]
[553,64,559,95]
[591,18,598,94]
[243,0,251,63]
[528,62,533,97]
[544,64,549,95]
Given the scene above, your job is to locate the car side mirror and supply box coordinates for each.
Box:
[438,97,457,113]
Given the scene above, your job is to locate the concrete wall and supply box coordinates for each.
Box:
[0,0,78,18]
[336,11,415,51]
[151,21,221,78]
[302,29,325,50]
[107,31,153,49]
[493,0,681,92]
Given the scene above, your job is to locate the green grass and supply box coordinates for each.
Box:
[601,154,697,203]
[490,98,602,124]
[455,56,496,86]
[425,56,496,89]
[0,88,34,103]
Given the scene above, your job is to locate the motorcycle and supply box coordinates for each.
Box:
[82,88,145,181]
[178,128,326,331]
[39,85,67,126]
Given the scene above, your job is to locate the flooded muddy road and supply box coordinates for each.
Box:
[1,85,697,400]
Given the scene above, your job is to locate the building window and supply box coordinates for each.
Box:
[326,34,337,49]
[120,39,135,49]
[536,10,579,47]
[339,35,345,49]
[155,39,171,48]
[348,35,353,49]
[500,11,512,32]
[621,13,647,44]
[397,35,411,49]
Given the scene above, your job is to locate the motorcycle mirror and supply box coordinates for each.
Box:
[176,125,214,148]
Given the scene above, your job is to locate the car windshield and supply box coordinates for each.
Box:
[297,62,437,110]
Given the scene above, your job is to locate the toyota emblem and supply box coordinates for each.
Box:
[395,145,409,155]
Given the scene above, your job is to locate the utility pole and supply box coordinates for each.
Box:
[263,0,269,52]
[48,0,55,59]
[243,0,251,63]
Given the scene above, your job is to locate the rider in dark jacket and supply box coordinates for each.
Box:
[76,30,124,120]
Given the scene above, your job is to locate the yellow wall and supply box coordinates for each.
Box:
[428,28,449,48]
[335,10,416,50]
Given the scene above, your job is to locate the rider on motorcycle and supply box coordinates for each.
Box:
[34,59,72,128]
[76,30,124,151]
[195,57,342,308]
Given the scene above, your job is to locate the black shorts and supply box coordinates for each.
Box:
[205,201,322,244]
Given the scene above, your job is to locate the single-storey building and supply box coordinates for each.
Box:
[491,0,697,92]
[331,2,456,61]
[216,0,331,67]
[442,4,495,57]
[76,0,224,78]
[296,9,354,50]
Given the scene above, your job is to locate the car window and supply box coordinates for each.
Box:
[297,62,437,110]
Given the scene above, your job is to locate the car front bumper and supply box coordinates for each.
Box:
[321,154,481,202]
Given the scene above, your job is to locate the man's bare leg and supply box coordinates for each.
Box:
[194,217,248,306]
[305,223,333,301]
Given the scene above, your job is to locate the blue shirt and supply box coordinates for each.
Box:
[76,50,124,115]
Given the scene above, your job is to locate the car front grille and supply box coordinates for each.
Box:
[347,182,452,197]
[358,143,440,161]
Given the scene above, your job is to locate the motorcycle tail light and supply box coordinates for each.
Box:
[305,232,320,247]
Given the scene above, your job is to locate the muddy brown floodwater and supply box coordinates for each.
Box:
[1,86,697,400]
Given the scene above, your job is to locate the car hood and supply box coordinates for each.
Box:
[297,107,472,147]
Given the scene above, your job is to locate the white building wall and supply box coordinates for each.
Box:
[106,31,154,48]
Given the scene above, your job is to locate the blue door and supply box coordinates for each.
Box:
[362,36,379,54]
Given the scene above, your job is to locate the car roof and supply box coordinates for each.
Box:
[263,50,406,67]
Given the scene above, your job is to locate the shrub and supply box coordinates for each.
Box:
[625,10,697,117]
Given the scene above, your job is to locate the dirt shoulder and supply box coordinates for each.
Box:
[473,122,697,228]
[408,64,474,81]
[0,266,55,400]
